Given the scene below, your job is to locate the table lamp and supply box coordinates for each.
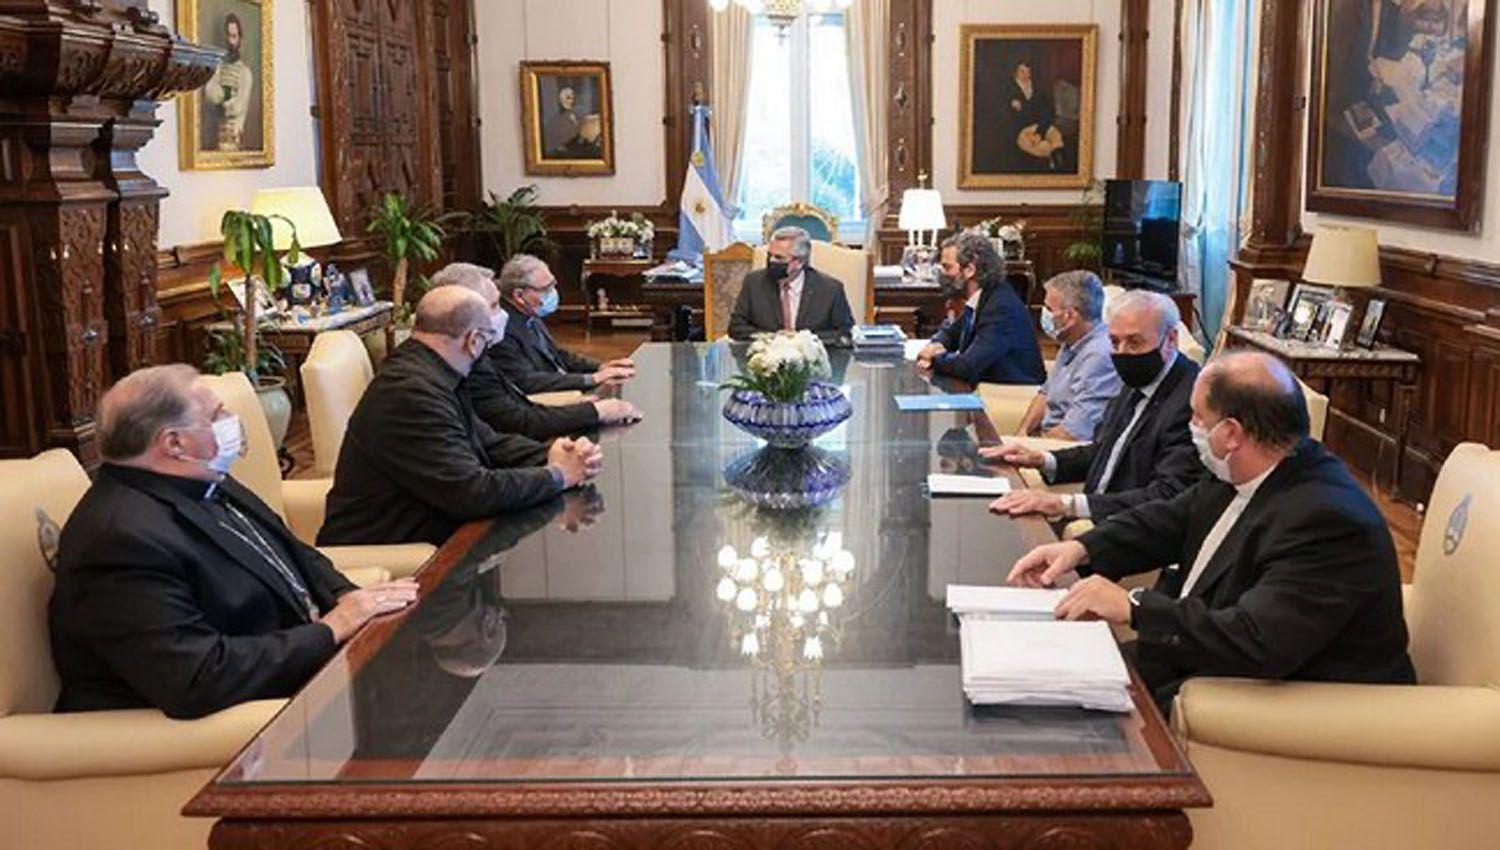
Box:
[1303,224,1381,294]
[251,186,343,307]
[898,181,946,282]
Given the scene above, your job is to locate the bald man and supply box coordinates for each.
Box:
[50,364,418,719]
[1009,351,1413,714]
[319,287,603,547]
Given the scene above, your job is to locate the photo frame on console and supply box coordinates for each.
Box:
[1285,284,1335,341]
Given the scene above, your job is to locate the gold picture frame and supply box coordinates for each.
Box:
[176,0,275,170]
[520,60,616,177]
[959,24,1097,190]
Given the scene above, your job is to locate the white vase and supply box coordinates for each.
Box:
[255,376,292,450]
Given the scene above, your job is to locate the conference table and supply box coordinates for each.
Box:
[186,342,1210,849]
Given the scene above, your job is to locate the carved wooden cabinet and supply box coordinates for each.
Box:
[0,1,216,465]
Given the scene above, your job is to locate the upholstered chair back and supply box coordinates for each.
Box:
[703,242,756,340]
[300,330,374,476]
[198,372,288,522]
[1299,378,1329,442]
[761,202,839,244]
[752,241,874,327]
[0,450,91,717]
[1408,442,1500,688]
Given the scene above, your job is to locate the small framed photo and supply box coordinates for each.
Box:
[1356,298,1387,349]
[1321,301,1354,349]
[1244,278,1291,332]
[1284,284,1333,341]
[226,276,280,317]
[348,267,375,306]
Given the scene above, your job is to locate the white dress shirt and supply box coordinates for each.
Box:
[1178,460,1281,598]
[779,270,806,329]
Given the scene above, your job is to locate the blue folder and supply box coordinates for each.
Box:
[894,394,986,412]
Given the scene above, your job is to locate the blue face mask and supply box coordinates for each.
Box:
[535,287,559,318]
[1039,306,1060,339]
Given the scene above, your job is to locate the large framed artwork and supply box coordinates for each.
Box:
[176,0,275,170]
[959,24,1098,190]
[519,61,616,177]
[1307,0,1494,230]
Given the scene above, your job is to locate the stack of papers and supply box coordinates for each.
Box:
[927,473,1010,496]
[852,324,907,353]
[959,619,1133,712]
[946,584,1067,619]
[896,393,985,412]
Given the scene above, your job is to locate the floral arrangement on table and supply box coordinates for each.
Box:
[972,216,1027,260]
[587,210,654,258]
[720,331,852,449]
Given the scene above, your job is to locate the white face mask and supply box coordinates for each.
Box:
[1190,419,1233,483]
[205,415,245,476]
[490,309,509,347]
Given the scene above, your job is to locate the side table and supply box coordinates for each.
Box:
[581,258,657,334]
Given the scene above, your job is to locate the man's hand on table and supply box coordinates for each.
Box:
[1054,575,1132,625]
[979,442,1045,469]
[548,437,604,487]
[915,342,945,366]
[989,489,1069,518]
[594,397,643,425]
[1007,539,1088,588]
[592,363,636,386]
[322,578,420,644]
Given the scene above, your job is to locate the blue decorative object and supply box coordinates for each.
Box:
[721,381,851,449]
[722,446,851,510]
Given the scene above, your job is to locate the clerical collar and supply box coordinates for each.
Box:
[102,463,221,501]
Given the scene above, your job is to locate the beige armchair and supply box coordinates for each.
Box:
[201,372,433,579]
[1172,442,1500,850]
[0,450,284,850]
[704,242,756,340]
[300,329,372,478]
[752,241,875,326]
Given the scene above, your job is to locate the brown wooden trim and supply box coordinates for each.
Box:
[1116,0,1150,179]
[1241,0,1304,252]
[1168,0,1183,182]
[882,0,934,230]
[662,0,709,208]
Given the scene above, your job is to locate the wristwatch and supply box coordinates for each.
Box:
[1127,587,1145,607]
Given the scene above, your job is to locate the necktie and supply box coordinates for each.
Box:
[781,282,797,330]
[529,317,564,371]
[958,306,976,350]
[1095,390,1145,492]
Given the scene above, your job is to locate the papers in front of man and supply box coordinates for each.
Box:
[852,324,907,353]
[643,259,703,283]
[896,393,985,412]
[946,584,1067,620]
[926,473,1011,497]
[959,618,1133,713]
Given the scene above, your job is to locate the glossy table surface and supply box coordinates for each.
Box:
[190,343,1206,822]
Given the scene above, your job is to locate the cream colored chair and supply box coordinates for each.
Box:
[300,330,373,478]
[1172,442,1500,850]
[1300,378,1329,442]
[704,242,757,340]
[0,450,284,850]
[202,372,434,580]
[752,240,875,326]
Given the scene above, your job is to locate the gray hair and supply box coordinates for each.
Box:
[769,226,812,262]
[431,262,499,302]
[1044,270,1105,322]
[497,254,550,301]
[1107,289,1180,338]
[98,364,201,462]
[941,231,1004,284]
[413,286,492,339]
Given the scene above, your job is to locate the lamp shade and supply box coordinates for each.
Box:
[251,186,342,251]
[1302,224,1381,288]
[897,188,947,232]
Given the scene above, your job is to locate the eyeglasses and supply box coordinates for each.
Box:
[524,278,558,293]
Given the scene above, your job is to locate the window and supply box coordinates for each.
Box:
[734,12,864,244]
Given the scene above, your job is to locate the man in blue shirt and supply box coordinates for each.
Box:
[1015,270,1120,440]
[915,231,1045,385]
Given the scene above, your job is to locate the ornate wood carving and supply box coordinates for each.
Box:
[1239,0,1303,256]
[884,0,933,210]
[1115,0,1149,179]
[430,0,482,212]
[663,0,710,206]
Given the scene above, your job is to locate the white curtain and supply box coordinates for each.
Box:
[711,6,755,209]
[1178,0,1256,345]
[845,0,890,245]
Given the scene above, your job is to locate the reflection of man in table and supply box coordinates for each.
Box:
[204,13,255,152]
[543,85,581,157]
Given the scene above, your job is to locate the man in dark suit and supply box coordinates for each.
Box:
[492,254,636,394]
[916,231,1045,385]
[49,364,419,719]
[984,290,1203,522]
[1008,351,1414,714]
[319,287,603,548]
[430,262,642,440]
[727,225,855,342]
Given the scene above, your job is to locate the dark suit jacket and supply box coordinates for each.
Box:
[1052,354,1203,521]
[728,266,855,343]
[1080,439,1415,711]
[469,348,600,441]
[49,465,355,719]
[929,280,1046,385]
[319,339,564,548]
[491,303,601,393]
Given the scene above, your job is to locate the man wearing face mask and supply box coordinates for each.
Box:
[49,364,419,719]
[984,290,1202,522]
[491,254,636,393]
[915,231,1045,385]
[727,225,855,343]
[320,287,604,548]
[1007,351,1414,715]
[431,262,642,439]
[1013,270,1120,440]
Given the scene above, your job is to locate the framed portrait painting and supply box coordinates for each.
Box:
[1306,0,1494,229]
[520,61,615,176]
[959,24,1098,190]
[176,0,274,170]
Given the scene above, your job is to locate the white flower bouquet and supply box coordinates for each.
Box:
[722,330,832,403]
[586,210,654,243]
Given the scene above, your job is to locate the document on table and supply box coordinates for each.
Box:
[960,619,1133,713]
[903,339,930,361]
[927,473,1010,496]
[946,584,1067,619]
[896,393,985,412]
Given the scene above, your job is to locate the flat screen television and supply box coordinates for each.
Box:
[1101,179,1182,289]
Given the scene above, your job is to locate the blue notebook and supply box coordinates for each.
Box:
[895,394,986,412]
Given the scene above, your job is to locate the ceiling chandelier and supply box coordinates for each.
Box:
[709,0,854,33]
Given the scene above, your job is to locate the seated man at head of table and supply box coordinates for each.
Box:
[318,287,603,548]
[430,262,642,440]
[1012,270,1121,441]
[984,290,1204,523]
[727,225,855,343]
[915,231,1046,385]
[1008,350,1414,715]
[491,253,636,394]
[49,364,419,719]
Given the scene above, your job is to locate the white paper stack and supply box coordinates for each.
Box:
[927,473,1010,496]
[958,619,1132,712]
[946,584,1067,620]
[853,324,907,353]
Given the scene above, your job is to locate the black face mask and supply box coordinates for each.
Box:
[766,260,791,283]
[937,272,965,297]
[1112,348,1167,388]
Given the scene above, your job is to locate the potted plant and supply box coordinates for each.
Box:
[1063,179,1106,269]
[469,185,553,266]
[367,192,449,328]
[586,210,654,259]
[720,331,851,450]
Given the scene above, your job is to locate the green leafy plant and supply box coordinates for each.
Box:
[206,210,298,382]
[1063,179,1105,268]
[470,185,553,265]
[720,331,832,403]
[368,192,450,325]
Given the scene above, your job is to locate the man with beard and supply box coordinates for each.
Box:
[204,13,255,151]
[915,231,1045,385]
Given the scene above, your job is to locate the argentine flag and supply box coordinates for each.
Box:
[669,104,734,265]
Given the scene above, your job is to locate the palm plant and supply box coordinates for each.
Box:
[1063,178,1106,268]
[470,185,553,265]
[368,192,449,325]
[206,210,297,381]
